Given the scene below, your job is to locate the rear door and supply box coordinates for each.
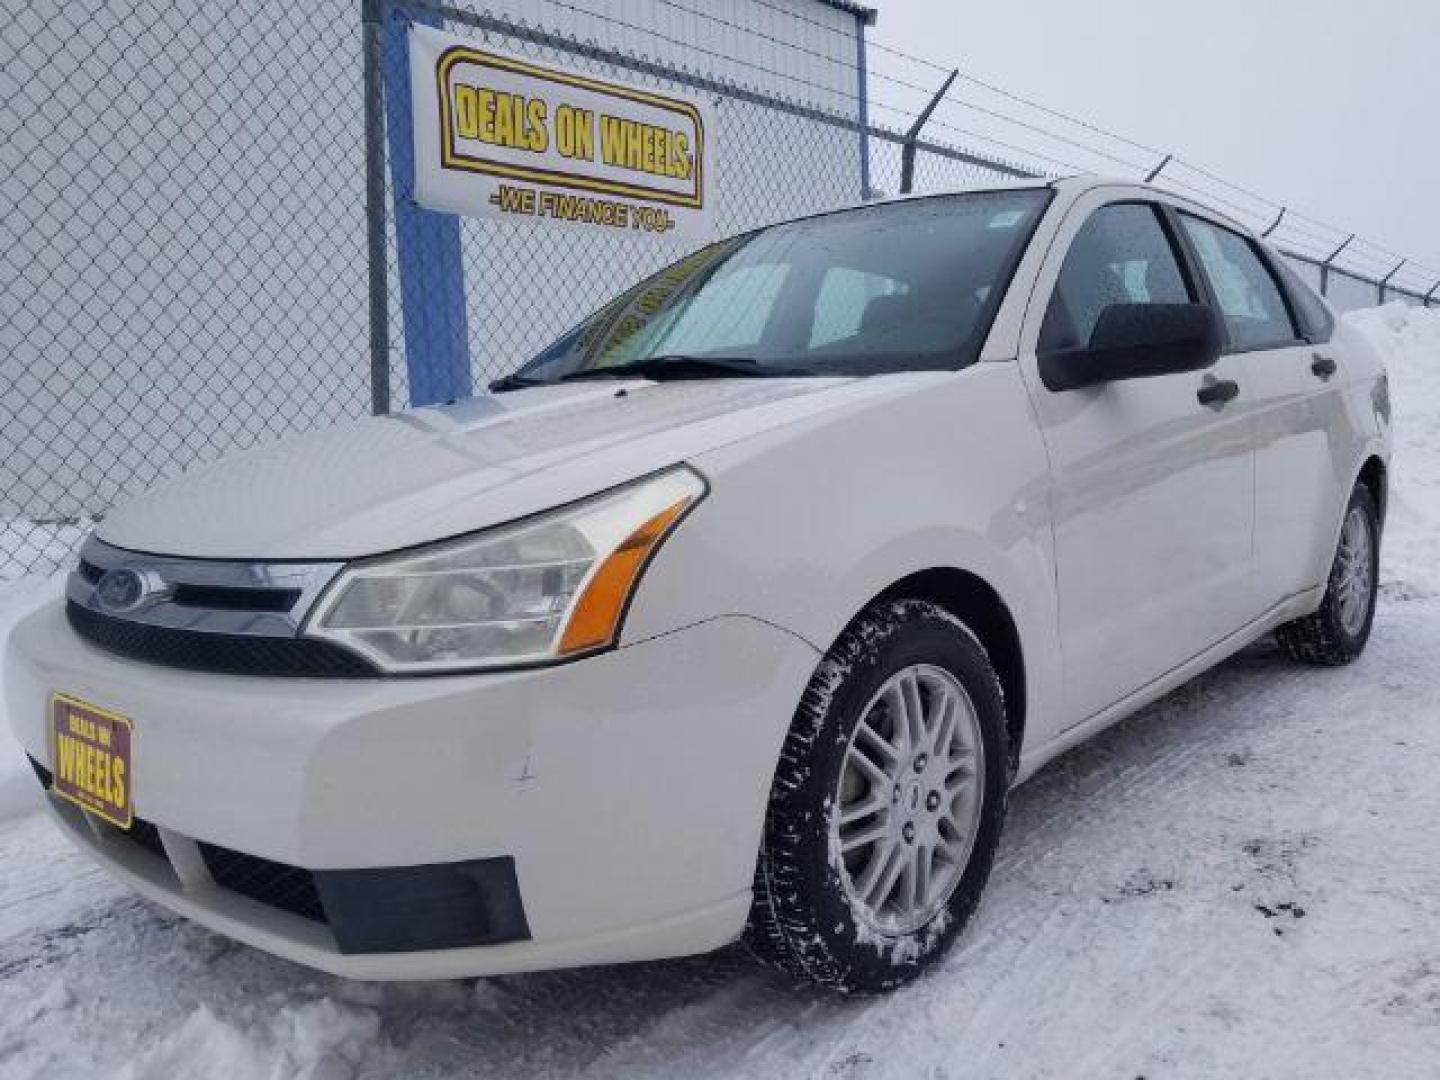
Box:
[1016,194,1256,726]
[1175,213,1347,608]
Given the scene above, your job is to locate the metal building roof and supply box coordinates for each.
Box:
[812,0,878,25]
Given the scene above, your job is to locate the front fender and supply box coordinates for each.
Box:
[623,364,1065,751]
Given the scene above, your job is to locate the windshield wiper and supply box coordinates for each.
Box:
[556,355,811,382]
[487,371,551,392]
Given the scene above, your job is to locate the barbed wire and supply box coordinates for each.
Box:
[1150,175,1276,226]
[468,0,1438,284]
[880,52,1167,165]
[854,31,1438,283]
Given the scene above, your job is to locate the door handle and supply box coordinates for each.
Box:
[1197,376,1240,409]
[1311,353,1338,380]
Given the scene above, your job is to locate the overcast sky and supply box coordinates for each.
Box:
[870,0,1440,284]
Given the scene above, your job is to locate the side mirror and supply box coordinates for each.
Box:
[1039,303,1223,392]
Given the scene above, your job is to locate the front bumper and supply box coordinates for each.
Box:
[5,602,818,978]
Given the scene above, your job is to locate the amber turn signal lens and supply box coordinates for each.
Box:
[557,496,695,655]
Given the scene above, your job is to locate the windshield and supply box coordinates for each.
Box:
[504,189,1052,385]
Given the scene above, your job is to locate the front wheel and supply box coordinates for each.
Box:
[1276,483,1380,665]
[745,599,1009,993]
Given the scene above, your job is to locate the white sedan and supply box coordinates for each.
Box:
[5,176,1390,992]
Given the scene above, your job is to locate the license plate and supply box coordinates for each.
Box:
[49,693,134,829]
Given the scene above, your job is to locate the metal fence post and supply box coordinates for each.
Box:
[1319,234,1355,297]
[362,0,392,416]
[900,69,958,195]
[854,12,874,200]
[1378,259,1405,305]
[383,4,472,407]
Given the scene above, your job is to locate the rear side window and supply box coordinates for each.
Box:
[1040,203,1192,354]
[1178,214,1300,350]
[1274,257,1335,343]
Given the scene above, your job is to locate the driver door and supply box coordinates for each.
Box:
[1017,195,1256,726]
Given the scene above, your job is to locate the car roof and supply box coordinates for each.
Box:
[864,174,1257,239]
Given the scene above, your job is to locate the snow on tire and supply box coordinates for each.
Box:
[745,598,1009,993]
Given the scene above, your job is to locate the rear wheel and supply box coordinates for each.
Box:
[1276,483,1380,665]
[745,599,1009,993]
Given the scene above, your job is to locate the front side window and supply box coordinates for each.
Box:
[510,189,1052,382]
[1040,203,1192,354]
[1178,214,1299,350]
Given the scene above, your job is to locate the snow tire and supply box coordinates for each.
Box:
[1276,483,1380,666]
[745,599,1009,994]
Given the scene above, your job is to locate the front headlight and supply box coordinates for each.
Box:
[305,467,706,673]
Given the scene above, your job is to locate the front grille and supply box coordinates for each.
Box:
[80,558,299,611]
[170,582,302,612]
[199,842,327,923]
[67,601,379,678]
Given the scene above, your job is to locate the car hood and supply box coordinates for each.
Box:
[97,375,902,559]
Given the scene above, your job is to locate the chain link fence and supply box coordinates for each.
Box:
[1,0,1433,579]
[2,1,371,577]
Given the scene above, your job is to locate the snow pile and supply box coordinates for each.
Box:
[116,999,382,1080]
[1344,303,1440,591]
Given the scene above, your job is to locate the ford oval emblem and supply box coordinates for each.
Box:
[95,568,167,614]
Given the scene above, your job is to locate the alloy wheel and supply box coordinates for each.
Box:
[831,663,985,935]
[1335,505,1375,637]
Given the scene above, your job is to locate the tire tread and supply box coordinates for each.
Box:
[745,598,1005,992]
[1275,484,1378,667]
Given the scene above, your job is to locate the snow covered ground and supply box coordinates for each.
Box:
[1,306,1438,1079]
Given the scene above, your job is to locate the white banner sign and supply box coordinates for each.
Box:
[409,25,715,240]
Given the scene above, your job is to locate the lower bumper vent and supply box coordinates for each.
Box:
[31,753,529,955]
[199,842,327,923]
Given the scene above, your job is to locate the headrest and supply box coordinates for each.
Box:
[860,291,928,334]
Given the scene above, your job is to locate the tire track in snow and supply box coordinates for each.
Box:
[799,604,1440,1080]
[0,607,1437,1078]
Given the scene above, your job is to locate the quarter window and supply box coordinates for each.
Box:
[1274,257,1334,343]
[1178,214,1299,350]
[1040,203,1192,354]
